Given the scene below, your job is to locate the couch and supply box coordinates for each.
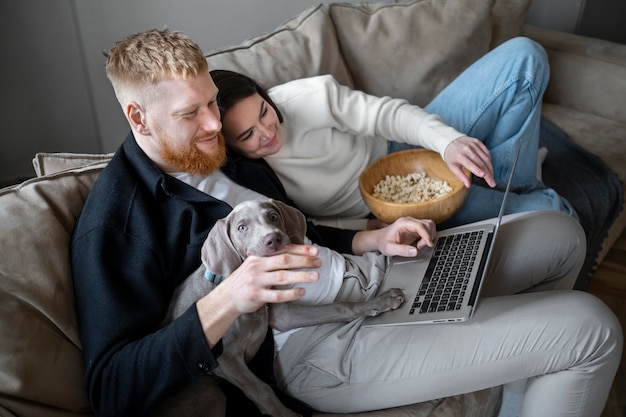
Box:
[1,0,624,416]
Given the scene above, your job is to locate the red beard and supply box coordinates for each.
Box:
[159,132,227,176]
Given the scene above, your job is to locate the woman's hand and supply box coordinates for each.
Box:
[196,244,321,346]
[443,136,495,188]
[352,217,436,257]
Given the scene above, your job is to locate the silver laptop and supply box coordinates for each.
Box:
[363,139,523,327]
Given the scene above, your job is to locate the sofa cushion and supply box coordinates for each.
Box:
[328,0,493,106]
[490,0,531,48]
[205,4,354,90]
[524,25,626,125]
[328,0,529,106]
[0,164,106,417]
[32,152,114,177]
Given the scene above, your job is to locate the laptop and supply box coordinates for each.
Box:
[363,139,523,327]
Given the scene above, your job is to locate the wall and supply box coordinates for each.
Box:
[578,0,626,44]
[526,0,585,33]
[1,0,368,184]
[0,0,614,184]
[0,0,100,183]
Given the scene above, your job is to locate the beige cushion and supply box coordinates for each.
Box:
[328,0,529,106]
[32,152,114,177]
[328,0,493,106]
[524,25,626,124]
[206,4,354,90]
[490,0,531,48]
[541,104,626,184]
[0,164,106,417]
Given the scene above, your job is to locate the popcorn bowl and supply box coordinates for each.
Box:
[359,149,469,224]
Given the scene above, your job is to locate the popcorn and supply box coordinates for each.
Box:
[372,172,452,204]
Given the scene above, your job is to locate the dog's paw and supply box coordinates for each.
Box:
[383,288,405,310]
[366,288,405,316]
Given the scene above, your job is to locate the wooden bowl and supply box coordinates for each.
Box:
[359,149,469,224]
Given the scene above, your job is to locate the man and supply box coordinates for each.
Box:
[71,29,621,417]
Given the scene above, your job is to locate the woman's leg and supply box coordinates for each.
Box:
[420,37,576,226]
[426,37,547,187]
[276,291,622,417]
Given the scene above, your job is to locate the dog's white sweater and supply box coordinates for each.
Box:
[172,173,348,350]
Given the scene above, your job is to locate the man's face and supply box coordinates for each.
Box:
[143,72,226,175]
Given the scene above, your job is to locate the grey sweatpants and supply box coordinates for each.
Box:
[275,211,623,417]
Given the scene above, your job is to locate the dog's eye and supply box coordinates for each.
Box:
[237,224,248,233]
[269,211,279,222]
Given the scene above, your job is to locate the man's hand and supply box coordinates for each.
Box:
[352,217,436,257]
[196,244,321,347]
[443,136,496,188]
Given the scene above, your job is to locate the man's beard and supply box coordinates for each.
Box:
[158,131,227,176]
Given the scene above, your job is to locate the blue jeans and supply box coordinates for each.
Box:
[388,37,577,227]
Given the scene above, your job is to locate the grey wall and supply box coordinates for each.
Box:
[526,0,585,33]
[0,0,617,185]
[1,0,365,184]
[578,0,626,44]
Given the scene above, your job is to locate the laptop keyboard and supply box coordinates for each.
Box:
[409,231,484,315]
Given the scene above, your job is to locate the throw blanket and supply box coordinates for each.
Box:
[539,117,624,289]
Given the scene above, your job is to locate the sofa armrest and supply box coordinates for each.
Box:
[523,25,626,124]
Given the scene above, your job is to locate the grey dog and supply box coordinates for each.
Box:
[163,199,405,416]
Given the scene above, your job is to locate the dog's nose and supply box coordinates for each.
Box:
[263,232,284,251]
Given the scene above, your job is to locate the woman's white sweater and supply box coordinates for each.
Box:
[265,74,463,228]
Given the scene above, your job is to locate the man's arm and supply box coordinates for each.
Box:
[72,224,323,416]
[71,227,218,417]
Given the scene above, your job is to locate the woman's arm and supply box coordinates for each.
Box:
[351,216,436,257]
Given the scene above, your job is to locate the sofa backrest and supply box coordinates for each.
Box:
[206,4,356,92]
[207,0,530,106]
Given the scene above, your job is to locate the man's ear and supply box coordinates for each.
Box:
[127,102,150,135]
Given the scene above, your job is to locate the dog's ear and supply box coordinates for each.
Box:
[270,199,307,245]
[201,216,243,277]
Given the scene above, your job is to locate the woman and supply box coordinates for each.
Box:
[212,37,576,230]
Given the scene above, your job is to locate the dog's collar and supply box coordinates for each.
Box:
[204,270,226,284]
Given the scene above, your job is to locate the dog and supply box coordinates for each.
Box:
[163,199,405,416]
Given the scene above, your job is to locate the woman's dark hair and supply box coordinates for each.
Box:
[210,69,283,123]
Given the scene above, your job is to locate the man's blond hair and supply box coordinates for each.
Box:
[105,28,209,106]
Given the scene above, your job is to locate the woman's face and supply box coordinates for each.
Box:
[221,93,283,158]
